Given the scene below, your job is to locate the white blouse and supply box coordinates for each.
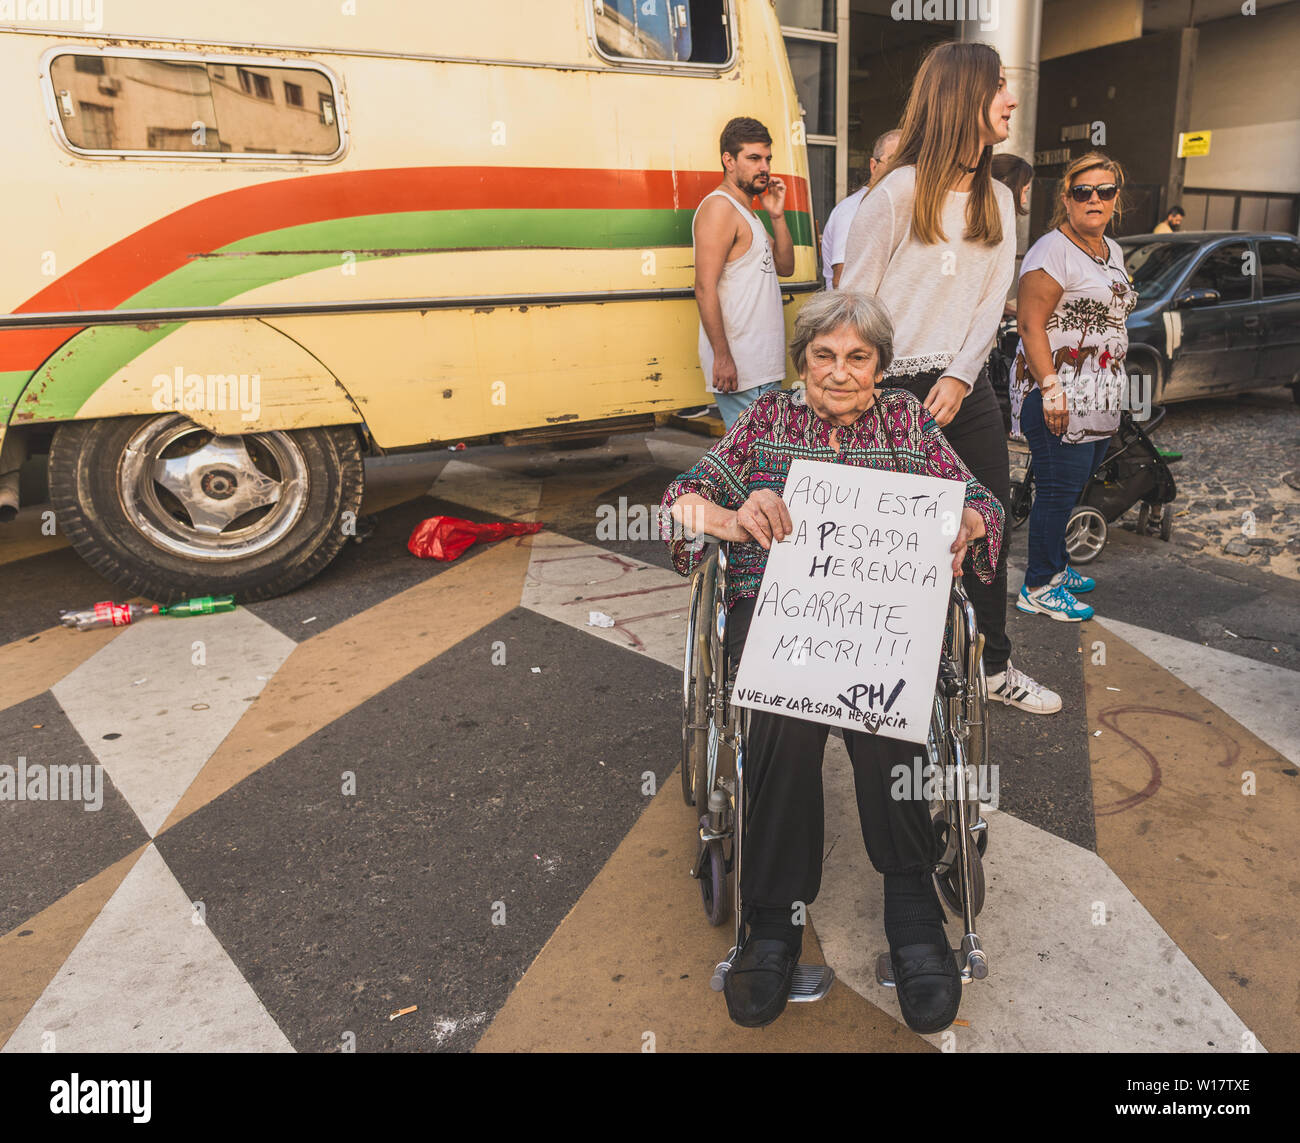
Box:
[1011,228,1137,443]
[840,165,1017,390]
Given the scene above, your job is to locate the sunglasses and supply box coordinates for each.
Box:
[1069,183,1119,203]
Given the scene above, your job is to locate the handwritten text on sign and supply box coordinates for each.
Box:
[730,460,965,744]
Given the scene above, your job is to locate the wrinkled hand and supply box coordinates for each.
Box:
[924,376,968,427]
[713,350,739,393]
[726,489,793,550]
[759,176,787,218]
[950,506,986,574]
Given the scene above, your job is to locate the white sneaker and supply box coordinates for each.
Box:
[986,661,1062,715]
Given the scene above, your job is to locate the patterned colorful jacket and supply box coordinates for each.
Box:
[661,388,1004,607]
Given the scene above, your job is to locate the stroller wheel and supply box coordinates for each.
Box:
[1137,503,1151,535]
[1065,507,1107,564]
[1160,506,1174,542]
[1008,478,1032,529]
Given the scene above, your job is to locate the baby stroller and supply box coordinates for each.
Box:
[1007,407,1182,564]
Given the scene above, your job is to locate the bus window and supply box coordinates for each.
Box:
[51,55,220,152]
[208,64,341,155]
[592,0,730,65]
[47,53,343,158]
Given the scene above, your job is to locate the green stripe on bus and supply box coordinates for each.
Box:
[8,205,813,421]
[220,208,815,254]
[1,369,33,417]
[9,325,185,422]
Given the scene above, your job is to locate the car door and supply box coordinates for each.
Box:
[1161,240,1259,400]
[1256,238,1300,387]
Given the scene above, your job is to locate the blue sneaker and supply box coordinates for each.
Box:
[1016,583,1094,622]
[1050,566,1095,594]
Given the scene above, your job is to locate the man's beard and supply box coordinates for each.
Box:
[742,175,769,196]
[1170,221,1181,230]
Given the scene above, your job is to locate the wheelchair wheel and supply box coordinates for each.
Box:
[1064,506,1107,564]
[698,838,728,926]
[932,813,986,919]
[1008,475,1033,529]
[680,560,714,806]
[681,658,706,806]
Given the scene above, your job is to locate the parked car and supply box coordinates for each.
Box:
[990,231,1300,420]
[1118,231,1300,405]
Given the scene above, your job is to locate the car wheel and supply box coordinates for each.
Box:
[49,414,364,602]
[1126,349,1163,411]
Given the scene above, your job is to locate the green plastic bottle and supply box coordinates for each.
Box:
[159,595,237,617]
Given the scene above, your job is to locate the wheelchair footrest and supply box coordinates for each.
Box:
[710,954,835,1001]
[876,951,896,988]
[876,947,986,987]
[788,963,834,1002]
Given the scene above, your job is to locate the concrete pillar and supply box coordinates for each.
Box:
[958,0,1043,254]
[1166,27,1198,222]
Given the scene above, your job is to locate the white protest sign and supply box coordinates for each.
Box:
[730,459,965,744]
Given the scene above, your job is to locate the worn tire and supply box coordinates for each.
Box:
[48,415,364,603]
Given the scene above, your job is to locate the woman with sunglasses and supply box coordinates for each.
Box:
[1012,152,1137,621]
[842,41,1061,715]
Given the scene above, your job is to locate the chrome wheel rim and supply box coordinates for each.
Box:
[119,415,308,561]
[1065,510,1106,561]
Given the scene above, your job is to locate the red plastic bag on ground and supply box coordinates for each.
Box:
[407,516,544,561]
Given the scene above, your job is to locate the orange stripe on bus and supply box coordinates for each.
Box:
[0,166,809,373]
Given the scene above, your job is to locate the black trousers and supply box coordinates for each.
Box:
[726,598,937,917]
[881,366,1013,676]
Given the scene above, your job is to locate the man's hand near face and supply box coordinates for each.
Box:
[758,176,795,277]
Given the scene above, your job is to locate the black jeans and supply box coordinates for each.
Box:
[881,366,1012,676]
[726,598,937,919]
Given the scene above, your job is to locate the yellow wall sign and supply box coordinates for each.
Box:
[1178,131,1212,158]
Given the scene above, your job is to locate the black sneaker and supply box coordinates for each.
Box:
[890,941,961,1034]
[724,938,799,1028]
[675,404,718,419]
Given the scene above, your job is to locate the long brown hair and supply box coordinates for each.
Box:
[1048,151,1126,231]
[992,154,1033,217]
[872,41,1004,247]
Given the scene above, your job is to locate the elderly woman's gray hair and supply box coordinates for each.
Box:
[789,290,894,375]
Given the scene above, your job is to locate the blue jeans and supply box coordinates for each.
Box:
[1020,388,1112,589]
[716,381,781,431]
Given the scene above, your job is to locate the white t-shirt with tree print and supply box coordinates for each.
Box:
[1011,229,1138,443]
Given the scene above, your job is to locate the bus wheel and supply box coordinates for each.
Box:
[48,414,364,603]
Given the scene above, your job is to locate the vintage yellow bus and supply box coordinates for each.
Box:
[0,0,818,599]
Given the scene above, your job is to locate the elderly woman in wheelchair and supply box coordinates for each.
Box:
[661,291,1004,1033]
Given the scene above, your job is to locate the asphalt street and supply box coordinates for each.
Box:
[1,395,1297,1053]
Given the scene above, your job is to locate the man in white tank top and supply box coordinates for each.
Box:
[692,117,794,430]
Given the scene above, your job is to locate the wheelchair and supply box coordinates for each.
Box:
[681,538,992,1006]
